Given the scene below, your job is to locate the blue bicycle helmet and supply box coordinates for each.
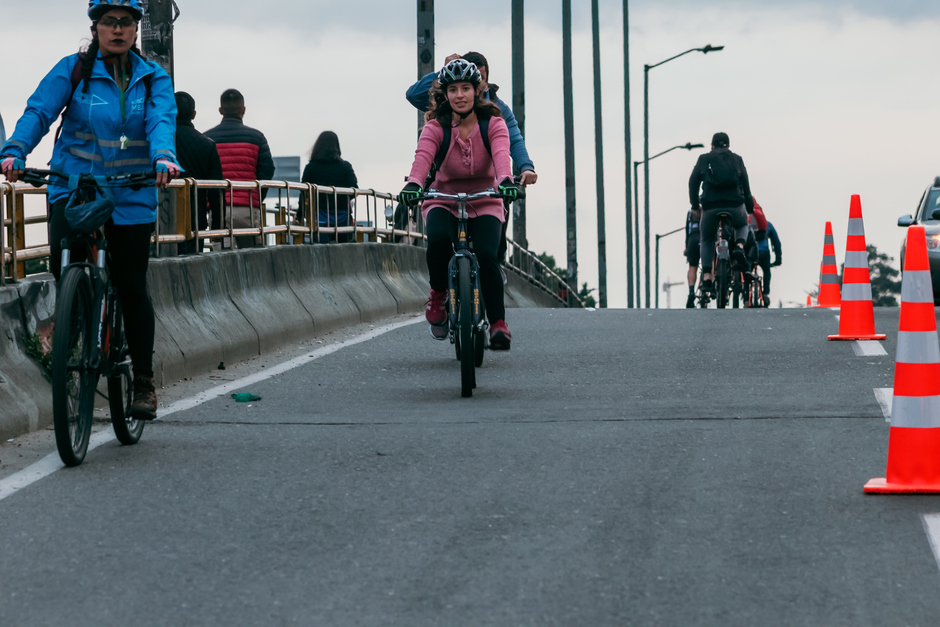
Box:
[88,0,143,21]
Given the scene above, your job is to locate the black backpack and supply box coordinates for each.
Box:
[704,150,739,190]
[422,115,492,191]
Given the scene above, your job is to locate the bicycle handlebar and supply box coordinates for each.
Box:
[412,187,526,205]
[20,168,158,190]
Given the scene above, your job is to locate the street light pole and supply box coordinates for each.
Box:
[416,0,435,136]
[623,0,633,308]
[643,44,723,308]
[655,226,684,309]
[562,0,578,304]
[511,0,527,249]
[634,142,703,309]
[592,0,607,308]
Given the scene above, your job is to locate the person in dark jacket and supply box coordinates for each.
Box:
[174,91,223,254]
[204,88,275,248]
[758,220,782,305]
[301,131,358,244]
[688,132,754,295]
[684,205,702,308]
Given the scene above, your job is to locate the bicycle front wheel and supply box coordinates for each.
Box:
[458,257,474,397]
[108,299,144,445]
[52,268,96,467]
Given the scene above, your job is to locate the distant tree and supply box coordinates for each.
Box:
[868,244,901,306]
[537,252,559,274]
[537,252,597,307]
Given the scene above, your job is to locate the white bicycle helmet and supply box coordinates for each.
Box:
[438,59,482,88]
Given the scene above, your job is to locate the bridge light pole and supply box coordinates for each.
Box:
[416,1,435,135]
[562,0,578,305]
[633,142,704,309]
[623,0,633,308]
[592,0,607,308]
[511,0,528,250]
[655,226,685,309]
[643,44,723,308]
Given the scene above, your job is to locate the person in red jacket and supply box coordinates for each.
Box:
[204,89,275,248]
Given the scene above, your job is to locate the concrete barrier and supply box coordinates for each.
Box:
[0,243,564,439]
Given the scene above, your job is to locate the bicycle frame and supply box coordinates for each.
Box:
[446,195,485,336]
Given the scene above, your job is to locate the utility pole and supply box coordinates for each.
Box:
[416,1,435,135]
[511,0,528,250]
[592,0,607,308]
[139,0,179,83]
[562,0,578,304]
[623,0,633,308]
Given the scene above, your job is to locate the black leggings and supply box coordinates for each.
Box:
[426,208,506,323]
[50,199,155,379]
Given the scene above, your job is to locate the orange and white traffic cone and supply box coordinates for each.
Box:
[829,196,885,340]
[865,225,940,494]
[816,221,841,308]
[806,295,813,307]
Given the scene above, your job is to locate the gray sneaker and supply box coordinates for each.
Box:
[429,324,449,341]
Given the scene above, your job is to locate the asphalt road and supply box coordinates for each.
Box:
[1,307,938,626]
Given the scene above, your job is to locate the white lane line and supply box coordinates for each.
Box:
[874,388,893,422]
[0,316,423,504]
[854,341,889,357]
[923,514,940,572]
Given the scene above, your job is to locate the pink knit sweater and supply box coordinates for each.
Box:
[407,116,513,221]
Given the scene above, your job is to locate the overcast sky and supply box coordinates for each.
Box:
[3,1,939,308]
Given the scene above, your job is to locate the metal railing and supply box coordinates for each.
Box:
[1,178,580,306]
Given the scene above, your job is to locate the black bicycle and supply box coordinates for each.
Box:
[23,168,155,466]
[410,187,521,397]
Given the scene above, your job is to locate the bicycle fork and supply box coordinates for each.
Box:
[447,252,484,330]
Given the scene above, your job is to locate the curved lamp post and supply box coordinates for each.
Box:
[643,44,723,308]
[632,142,704,307]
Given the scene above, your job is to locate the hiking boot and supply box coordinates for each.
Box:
[425,288,448,326]
[489,320,512,351]
[129,376,157,420]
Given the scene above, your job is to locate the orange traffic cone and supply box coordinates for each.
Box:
[816,221,841,307]
[865,225,940,494]
[806,295,812,307]
[829,196,885,340]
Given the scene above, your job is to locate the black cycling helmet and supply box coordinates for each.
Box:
[711,132,730,148]
[438,59,482,89]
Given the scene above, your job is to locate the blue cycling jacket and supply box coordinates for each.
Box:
[406,72,535,173]
[758,221,781,256]
[1,51,178,225]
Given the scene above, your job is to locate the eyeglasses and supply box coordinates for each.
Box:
[98,17,136,29]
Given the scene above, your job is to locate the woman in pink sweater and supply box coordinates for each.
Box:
[400,59,520,350]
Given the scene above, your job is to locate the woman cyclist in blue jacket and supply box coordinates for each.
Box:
[1,0,180,419]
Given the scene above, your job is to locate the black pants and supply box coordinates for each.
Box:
[759,250,772,294]
[50,199,156,379]
[426,208,506,323]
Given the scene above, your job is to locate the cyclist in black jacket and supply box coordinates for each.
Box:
[174,91,223,253]
[688,132,754,295]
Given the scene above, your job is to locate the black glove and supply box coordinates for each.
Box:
[755,229,767,241]
[398,182,421,207]
[498,178,521,203]
[772,257,782,267]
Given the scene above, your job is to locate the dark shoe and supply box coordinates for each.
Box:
[429,323,449,340]
[763,295,771,308]
[701,279,714,296]
[129,376,157,420]
[731,245,748,269]
[425,288,448,326]
[686,292,696,308]
[489,320,512,351]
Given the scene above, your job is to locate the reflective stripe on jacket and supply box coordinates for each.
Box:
[1,52,178,225]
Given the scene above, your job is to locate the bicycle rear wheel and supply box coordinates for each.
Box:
[52,268,95,467]
[458,257,474,397]
[108,299,144,445]
[716,259,730,309]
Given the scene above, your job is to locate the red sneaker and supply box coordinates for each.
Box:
[488,320,512,351]
[425,288,448,326]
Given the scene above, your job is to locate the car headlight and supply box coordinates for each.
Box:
[929,234,940,251]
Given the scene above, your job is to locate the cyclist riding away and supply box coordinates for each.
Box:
[399,59,519,350]
[688,132,754,296]
[1,0,180,419]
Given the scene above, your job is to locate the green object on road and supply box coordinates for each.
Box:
[231,393,262,402]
